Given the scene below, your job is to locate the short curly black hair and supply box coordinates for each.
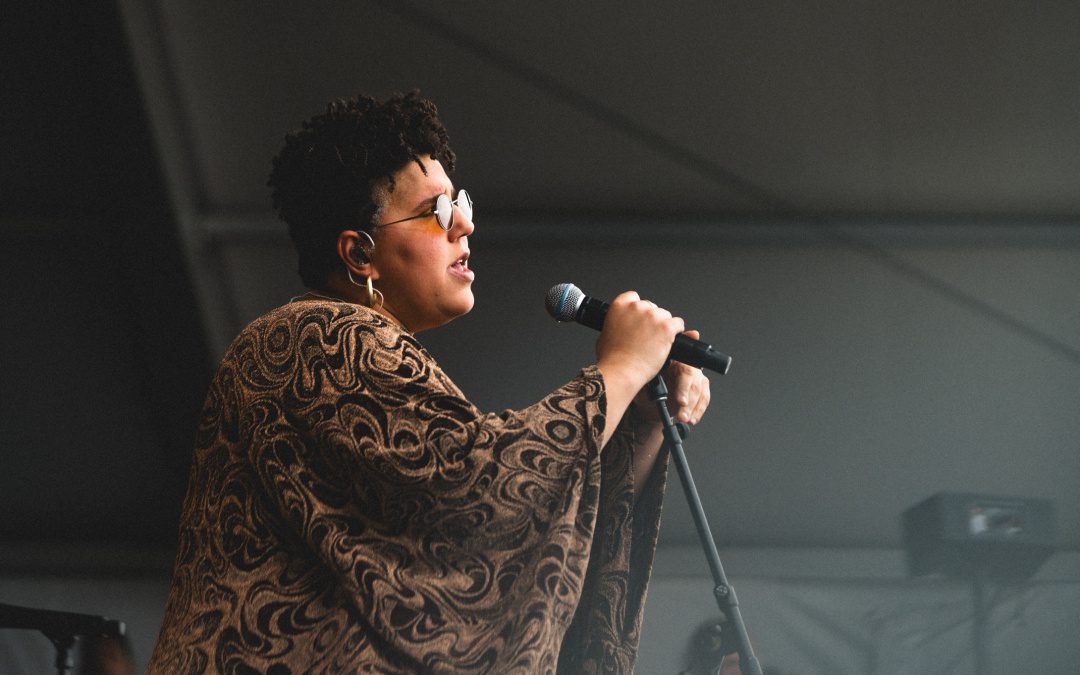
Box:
[267,91,456,288]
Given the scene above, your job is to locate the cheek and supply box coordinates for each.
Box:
[382,239,423,271]
[400,241,442,270]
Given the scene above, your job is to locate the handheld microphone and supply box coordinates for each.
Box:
[545,283,731,375]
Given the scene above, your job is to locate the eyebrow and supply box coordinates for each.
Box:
[411,188,453,213]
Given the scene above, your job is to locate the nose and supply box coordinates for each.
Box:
[451,204,474,238]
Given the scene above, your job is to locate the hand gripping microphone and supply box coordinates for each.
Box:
[545,283,731,375]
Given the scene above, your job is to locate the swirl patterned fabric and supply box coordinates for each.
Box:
[147,299,668,674]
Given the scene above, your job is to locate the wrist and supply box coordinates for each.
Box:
[596,356,652,395]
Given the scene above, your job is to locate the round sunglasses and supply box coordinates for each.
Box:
[378,189,473,230]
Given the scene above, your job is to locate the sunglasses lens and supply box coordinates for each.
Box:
[435,194,453,230]
[456,189,473,222]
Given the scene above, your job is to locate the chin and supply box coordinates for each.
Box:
[453,291,475,317]
[425,292,474,332]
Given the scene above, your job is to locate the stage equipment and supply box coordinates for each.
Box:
[902,492,1056,675]
[902,492,1056,580]
[0,602,126,675]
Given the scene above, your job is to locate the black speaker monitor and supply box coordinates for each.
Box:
[902,492,1056,580]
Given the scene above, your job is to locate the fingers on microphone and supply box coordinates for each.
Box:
[614,290,641,305]
[678,378,693,421]
[670,315,686,335]
[670,365,710,424]
[691,374,711,424]
[616,293,684,340]
[672,362,692,405]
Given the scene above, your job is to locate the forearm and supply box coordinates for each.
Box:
[630,416,665,499]
[596,360,643,449]
[610,357,712,499]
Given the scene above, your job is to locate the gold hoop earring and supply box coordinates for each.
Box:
[347,269,384,309]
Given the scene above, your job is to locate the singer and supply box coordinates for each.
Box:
[148,91,711,674]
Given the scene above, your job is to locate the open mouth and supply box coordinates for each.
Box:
[451,252,470,271]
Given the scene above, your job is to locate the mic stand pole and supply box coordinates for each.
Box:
[648,374,762,675]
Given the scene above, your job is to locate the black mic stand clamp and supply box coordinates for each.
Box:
[647,374,763,675]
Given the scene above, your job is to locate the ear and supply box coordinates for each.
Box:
[337,230,378,280]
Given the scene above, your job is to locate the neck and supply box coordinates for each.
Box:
[315,277,411,333]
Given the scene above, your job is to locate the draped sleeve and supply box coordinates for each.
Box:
[147,300,667,675]
[556,405,669,674]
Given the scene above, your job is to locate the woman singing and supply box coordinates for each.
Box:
[148,91,711,674]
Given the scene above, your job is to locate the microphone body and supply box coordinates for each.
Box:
[546,283,731,375]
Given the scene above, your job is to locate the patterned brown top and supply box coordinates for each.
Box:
[148,299,668,674]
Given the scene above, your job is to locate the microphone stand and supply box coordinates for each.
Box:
[647,374,762,675]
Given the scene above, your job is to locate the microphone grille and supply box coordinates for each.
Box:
[545,283,583,322]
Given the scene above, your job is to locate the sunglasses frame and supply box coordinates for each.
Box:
[378,189,472,231]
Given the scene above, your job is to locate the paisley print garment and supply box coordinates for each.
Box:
[148,299,668,674]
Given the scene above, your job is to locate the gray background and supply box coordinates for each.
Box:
[2,1,1078,673]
